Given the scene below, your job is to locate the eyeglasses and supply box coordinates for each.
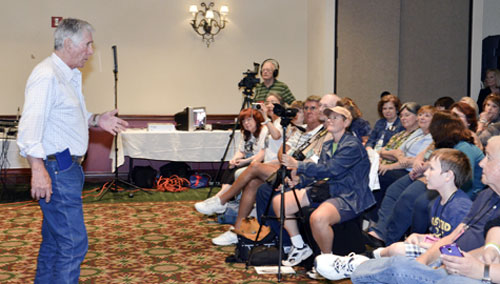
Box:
[304,106,317,111]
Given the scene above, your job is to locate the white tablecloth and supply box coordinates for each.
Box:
[0,138,30,169]
[112,129,241,168]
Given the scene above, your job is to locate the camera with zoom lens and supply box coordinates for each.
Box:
[273,103,298,118]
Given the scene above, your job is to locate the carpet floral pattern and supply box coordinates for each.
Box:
[0,201,339,283]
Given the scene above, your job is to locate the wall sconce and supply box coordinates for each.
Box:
[189,2,228,47]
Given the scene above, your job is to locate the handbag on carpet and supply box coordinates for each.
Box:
[225,217,277,263]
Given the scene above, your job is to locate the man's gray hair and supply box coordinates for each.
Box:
[54,18,94,50]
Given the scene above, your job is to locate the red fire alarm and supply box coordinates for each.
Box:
[51,17,63,28]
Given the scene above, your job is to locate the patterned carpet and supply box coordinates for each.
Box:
[0,201,349,283]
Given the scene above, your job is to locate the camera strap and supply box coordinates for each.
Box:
[295,127,328,158]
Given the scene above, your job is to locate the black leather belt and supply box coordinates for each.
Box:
[46,155,84,165]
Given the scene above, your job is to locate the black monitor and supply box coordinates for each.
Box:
[174,107,206,131]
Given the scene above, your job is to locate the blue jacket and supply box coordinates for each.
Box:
[296,133,376,214]
[365,117,404,148]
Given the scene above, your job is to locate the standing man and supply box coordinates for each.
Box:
[253,58,295,105]
[17,18,128,283]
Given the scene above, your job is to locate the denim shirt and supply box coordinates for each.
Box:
[365,117,404,148]
[296,133,376,214]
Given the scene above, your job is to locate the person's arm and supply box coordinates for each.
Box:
[281,84,295,105]
[263,118,282,140]
[27,156,52,203]
[379,148,403,161]
[365,120,383,148]
[441,226,500,283]
[361,135,369,145]
[439,226,500,281]
[229,151,245,168]
[250,148,265,164]
[378,159,413,175]
[416,223,466,265]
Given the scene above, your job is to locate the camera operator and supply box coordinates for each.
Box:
[254,59,295,105]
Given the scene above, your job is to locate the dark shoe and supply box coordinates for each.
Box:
[362,231,385,248]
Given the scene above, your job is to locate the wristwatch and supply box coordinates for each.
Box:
[261,118,271,125]
[90,114,100,127]
[482,264,491,283]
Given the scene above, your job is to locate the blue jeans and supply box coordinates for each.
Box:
[351,256,481,284]
[367,169,409,222]
[256,183,291,247]
[35,160,88,284]
[372,175,427,245]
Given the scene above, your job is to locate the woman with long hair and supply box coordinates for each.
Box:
[198,108,265,205]
[477,68,500,112]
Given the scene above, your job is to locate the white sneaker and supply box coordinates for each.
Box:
[282,244,313,266]
[315,252,369,280]
[194,196,227,215]
[212,229,238,246]
[306,267,325,280]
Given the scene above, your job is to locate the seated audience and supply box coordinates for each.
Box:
[433,96,455,110]
[312,136,500,283]
[477,94,500,134]
[338,97,371,145]
[272,106,375,266]
[373,105,435,212]
[365,94,403,151]
[477,68,500,113]
[315,148,473,281]
[195,96,324,245]
[366,111,484,246]
[366,102,421,220]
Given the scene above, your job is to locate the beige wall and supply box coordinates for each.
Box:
[336,0,470,123]
[337,0,401,123]
[398,0,470,104]
[1,0,335,115]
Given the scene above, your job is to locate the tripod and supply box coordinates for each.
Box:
[99,46,149,200]
[249,119,310,282]
[206,86,254,198]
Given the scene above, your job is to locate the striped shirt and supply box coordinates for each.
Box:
[253,79,295,105]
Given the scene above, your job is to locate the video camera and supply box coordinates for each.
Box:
[238,62,260,93]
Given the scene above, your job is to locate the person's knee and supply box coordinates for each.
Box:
[310,210,332,229]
